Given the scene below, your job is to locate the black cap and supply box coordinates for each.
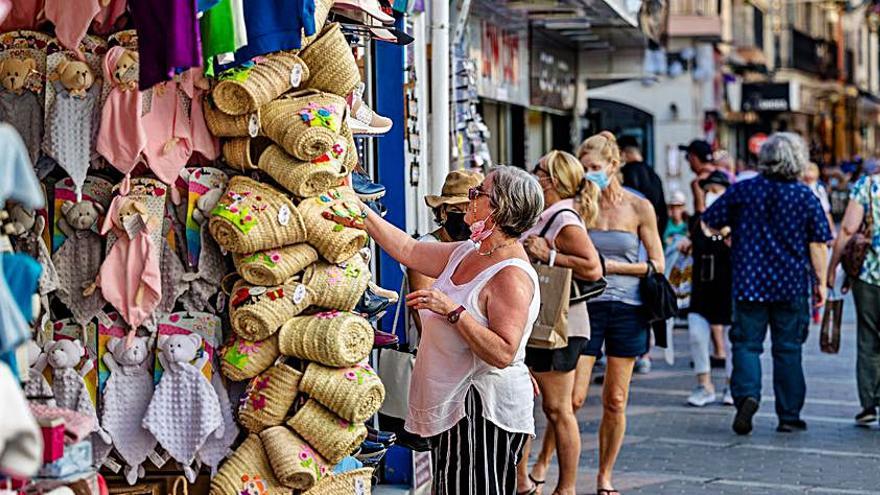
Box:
[699,170,731,189]
[678,140,714,163]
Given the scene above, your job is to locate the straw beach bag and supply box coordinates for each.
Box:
[340,123,359,171]
[258,141,349,198]
[213,52,310,115]
[220,334,280,381]
[209,176,307,253]
[260,426,330,491]
[298,186,368,263]
[304,468,374,495]
[204,96,260,138]
[222,137,272,171]
[299,362,385,422]
[234,244,319,287]
[261,90,346,161]
[230,279,314,341]
[210,434,287,495]
[300,23,361,98]
[301,255,371,311]
[287,399,368,464]
[238,362,303,433]
[278,311,373,367]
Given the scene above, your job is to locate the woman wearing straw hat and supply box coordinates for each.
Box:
[364,166,543,494]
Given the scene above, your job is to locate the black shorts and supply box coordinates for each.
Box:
[583,301,649,359]
[526,337,589,372]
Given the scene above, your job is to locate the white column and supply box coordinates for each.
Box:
[430,0,450,198]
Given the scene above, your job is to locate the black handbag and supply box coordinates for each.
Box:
[538,208,607,305]
[639,260,677,322]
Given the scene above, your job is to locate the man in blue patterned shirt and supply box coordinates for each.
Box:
[702,133,832,435]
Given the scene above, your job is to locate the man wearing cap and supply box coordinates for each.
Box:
[620,135,668,233]
[680,139,717,213]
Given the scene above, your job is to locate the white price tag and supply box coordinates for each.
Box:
[248,113,259,137]
[354,478,366,495]
[290,63,304,87]
[292,284,307,304]
[97,311,114,329]
[278,205,291,226]
[103,457,123,473]
[249,286,267,296]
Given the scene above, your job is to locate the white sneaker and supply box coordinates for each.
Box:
[722,388,734,406]
[348,83,393,136]
[687,386,717,407]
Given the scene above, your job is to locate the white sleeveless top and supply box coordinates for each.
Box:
[405,242,540,438]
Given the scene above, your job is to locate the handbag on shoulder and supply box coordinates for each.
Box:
[539,208,607,305]
[842,177,874,279]
[639,260,678,323]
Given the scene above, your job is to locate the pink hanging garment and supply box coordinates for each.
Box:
[96,196,162,329]
[96,46,147,196]
[141,81,191,200]
[0,0,43,30]
[179,69,219,161]
[91,0,127,35]
[44,0,101,57]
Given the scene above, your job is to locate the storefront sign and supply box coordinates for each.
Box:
[741,82,792,112]
[529,34,576,111]
[468,17,530,106]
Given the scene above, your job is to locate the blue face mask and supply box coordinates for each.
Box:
[585,170,610,190]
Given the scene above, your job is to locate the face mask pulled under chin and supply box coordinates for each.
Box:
[443,211,471,241]
[704,191,721,207]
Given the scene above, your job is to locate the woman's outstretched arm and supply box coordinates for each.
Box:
[364,208,462,279]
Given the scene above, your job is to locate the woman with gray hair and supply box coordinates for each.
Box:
[364,165,544,494]
[702,132,832,435]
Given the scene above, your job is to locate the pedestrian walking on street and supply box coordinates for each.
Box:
[680,139,717,213]
[680,171,734,407]
[575,131,665,495]
[663,191,689,250]
[516,151,604,495]
[702,132,832,435]
[827,171,880,427]
[619,135,668,234]
[363,166,544,494]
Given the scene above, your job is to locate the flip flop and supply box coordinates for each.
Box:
[597,489,621,494]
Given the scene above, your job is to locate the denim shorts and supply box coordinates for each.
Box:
[583,301,650,358]
[525,337,588,372]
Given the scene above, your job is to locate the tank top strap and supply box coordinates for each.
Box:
[438,241,475,281]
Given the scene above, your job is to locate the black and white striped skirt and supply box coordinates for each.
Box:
[430,389,528,495]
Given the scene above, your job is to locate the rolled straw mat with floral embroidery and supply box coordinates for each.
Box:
[209,176,307,254]
[258,140,348,198]
[229,279,314,341]
[220,334,280,381]
[260,426,331,491]
[299,361,385,422]
[233,243,319,287]
[214,52,310,115]
[222,136,272,172]
[301,254,370,311]
[298,186,368,263]
[204,96,259,137]
[238,362,303,433]
[210,434,287,495]
[304,468,374,495]
[340,123,359,171]
[287,399,367,464]
[278,311,373,368]
[300,23,361,98]
[261,90,346,161]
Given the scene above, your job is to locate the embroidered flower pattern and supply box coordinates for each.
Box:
[344,362,379,384]
[326,266,344,286]
[211,190,266,234]
[224,345,249,370]
[240,474,268,495]
[299,103,339,132]
[237,339,263,354]
[243,375,271,411]
[316,310,340,320]
[297,445,326,480]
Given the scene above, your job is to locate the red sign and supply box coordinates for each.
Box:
[748,133,768,155]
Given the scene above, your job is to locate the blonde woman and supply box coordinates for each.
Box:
[576,131,664,495]
[516,151,603,495]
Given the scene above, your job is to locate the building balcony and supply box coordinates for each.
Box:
[785,28,839,80]
[668,0,722,39]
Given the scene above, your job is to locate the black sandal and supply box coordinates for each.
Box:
[516,474,545,495]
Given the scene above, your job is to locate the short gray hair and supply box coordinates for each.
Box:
[757,132,808,181]
[488,165,544,237]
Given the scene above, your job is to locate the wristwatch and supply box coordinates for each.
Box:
[447,305,466,324]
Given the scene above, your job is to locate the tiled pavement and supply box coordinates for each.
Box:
[530,297,880,494]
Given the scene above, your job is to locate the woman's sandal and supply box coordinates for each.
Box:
[516,474,545,495]
[597,489,621,494]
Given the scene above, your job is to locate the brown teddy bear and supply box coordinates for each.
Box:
[0,57,36,95]
[50,58,97,98]
[57,199,105,238]
[112,49,139,89]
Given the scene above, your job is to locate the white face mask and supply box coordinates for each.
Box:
[705,191,721,207]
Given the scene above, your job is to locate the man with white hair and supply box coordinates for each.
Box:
[701,132,832,435]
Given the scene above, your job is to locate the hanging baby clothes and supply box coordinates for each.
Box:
[44,0,101,56]
[10,215,59,296]
[96,46,146,195]
[155,241,186,315]
[43,81,102,200]
[0,0,43,30]
[222,0,316,67]
[96,196,162,330]
[92,0,127,34]
[141,81,192,190]
[129,0,202,90]
[0,88,44,165]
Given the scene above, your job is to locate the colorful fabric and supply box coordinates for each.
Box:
[221,0,316,67]
[44,0,100,56]
[850,175,880,286]
[96,47,147,185]
[130,0,202,89]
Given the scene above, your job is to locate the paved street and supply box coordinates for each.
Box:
[531,296,880,494]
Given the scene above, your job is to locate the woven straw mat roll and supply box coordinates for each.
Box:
[214,52,311,116]
[300,23,361,98]
[304,468,374,495]
[223,136,272,172]
[298,186,368,263]
[220,334,280,381]
[209,176,307,254]
[233,243,319,287]
[340,123,359,172]
[299,361,385,423]
[287,399,368,464]
[261,90,346,162]
[260,426,331,491]
[278,311,373,368]
[258,141,348,198]
[301,254,370,311]
[204,96,259,137]
[238,362,303,433]
[230,279,314,341]
[210,434,287,495]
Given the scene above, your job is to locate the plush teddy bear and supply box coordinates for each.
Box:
[143,333,223,482]
[0,57,36,95]
[0,56,43,163]
[5,202,59,296]
[23,339,54,405]
[191,188,223,225]
[3,202,41,237]
[111,49,138,88]
[102,336,157,485]
[50,59,97,99]
[58,199,104,238]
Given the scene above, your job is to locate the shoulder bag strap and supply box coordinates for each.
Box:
[538,208,582,239]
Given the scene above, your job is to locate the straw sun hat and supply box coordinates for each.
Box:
[425,169,485,209]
